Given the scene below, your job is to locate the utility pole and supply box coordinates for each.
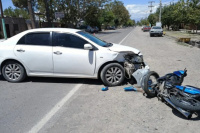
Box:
[0,0,7,39]
[148,1,155,14]
[159,0,162,22]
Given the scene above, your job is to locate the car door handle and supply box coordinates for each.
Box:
[53,51,62,55]
[17,49,25,52]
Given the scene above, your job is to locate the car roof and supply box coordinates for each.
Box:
[26,28,81,33]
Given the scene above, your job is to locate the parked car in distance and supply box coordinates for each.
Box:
[93,26,99,33]
[0,28,148,86]
[143,26,151,32]
[149,26,163,37]
[106,26,116,30]
[141,25,145,30]
[85,26,95,33]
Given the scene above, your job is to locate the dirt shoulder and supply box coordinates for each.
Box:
[165,30,200,41]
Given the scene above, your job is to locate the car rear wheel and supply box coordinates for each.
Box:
[100,63,125,86]
[2,61,26,82]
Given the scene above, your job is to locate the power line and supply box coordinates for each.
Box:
[148,1,155,14]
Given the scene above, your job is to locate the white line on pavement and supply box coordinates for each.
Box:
[28,83,83,133]
[119,28,134,44]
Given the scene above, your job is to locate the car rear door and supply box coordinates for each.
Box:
[14,32,53,73]
[52,32,95,76]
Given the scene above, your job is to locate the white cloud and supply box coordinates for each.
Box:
[126,0,179,21]
[126,4,159,21]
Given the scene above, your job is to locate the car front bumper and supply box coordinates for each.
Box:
[150,32,163,35]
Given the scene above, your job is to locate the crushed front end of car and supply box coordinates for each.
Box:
[123,52,150,87]
[112,50,150,87]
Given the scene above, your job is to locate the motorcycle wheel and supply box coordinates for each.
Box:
[143,71,160,97]
[170,95,200,111]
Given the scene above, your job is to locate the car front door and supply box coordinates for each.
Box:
[14,32,53,73]
[52,32,96,76]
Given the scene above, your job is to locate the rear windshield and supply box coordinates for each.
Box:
[152,27,161,29]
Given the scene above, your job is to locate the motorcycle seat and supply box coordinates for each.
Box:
[175,85,200,95]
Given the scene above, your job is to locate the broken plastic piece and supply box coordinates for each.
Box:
[102,87,108,91]
[124,86,137,91]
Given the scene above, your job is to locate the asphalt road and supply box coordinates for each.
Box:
[1,27,200,133]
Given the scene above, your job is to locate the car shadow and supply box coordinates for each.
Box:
[0,75,103,85]
[0,74,131,86]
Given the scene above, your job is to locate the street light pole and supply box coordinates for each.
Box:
[0,0,7,39]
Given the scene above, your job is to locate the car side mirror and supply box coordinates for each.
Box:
[84,44,93,50]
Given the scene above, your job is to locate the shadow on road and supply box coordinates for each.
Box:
[0,75,103,85]
[172,109,200,121]
[164,101,200,120]
[143,96,200,120]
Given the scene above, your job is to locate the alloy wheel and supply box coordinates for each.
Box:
[105,67,122,84]
[5,64,22,81]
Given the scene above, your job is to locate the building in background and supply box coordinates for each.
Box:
[0,17,27,38]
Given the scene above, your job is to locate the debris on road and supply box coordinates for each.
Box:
[124,86,137,91]
[102,86,109,91]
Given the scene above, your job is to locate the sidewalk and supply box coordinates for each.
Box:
[164,30,200,48]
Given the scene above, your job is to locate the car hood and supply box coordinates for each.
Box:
[108,43,141,55]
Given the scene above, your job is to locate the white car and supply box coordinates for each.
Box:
[0,28,148,86]
[149,26,163,37]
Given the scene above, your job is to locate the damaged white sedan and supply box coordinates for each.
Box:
[0,28,149,86]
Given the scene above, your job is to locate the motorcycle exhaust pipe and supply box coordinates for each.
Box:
[163,97,192,119]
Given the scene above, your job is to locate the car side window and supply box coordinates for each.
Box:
[17,35,25,44]
[17,32,50,46]
[53,32,88,49]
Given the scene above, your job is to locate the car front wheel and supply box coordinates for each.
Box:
[2,61,26,82]
[100,63,125,86]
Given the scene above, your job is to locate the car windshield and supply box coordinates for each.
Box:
[77,31,112,47]
[152,26,161,29]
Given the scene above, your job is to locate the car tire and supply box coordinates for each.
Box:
[2,61,26,82]
[150,34,152,37]
[100,63,125,86]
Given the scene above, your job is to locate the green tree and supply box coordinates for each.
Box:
[187,0,200,33]
[4,6,29,19]
[108,0,130,26]
[140,18,149,25]
[102,10,115,26]
[148,14,157,26]
[12,0,36,28]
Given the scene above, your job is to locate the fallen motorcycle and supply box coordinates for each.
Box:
[143,69,200,119]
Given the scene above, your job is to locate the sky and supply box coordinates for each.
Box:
[2,0,179,21]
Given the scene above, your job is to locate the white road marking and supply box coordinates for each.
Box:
[119,28,134,44]
[28,84,83,133]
